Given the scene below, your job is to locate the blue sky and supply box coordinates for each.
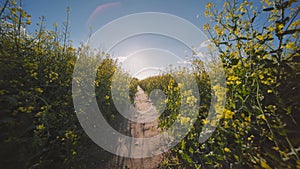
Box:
[23,0,222,46]
[23,0,295,80]
[22,0,225,79]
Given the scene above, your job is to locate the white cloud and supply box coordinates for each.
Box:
[177,60,192,65]
[114,56,127,62]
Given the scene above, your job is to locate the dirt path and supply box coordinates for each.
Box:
[105,86,165,169]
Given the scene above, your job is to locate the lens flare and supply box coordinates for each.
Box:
[86,2,121,25]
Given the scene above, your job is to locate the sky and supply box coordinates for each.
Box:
[23,0,221,46]
[22,0,224,79]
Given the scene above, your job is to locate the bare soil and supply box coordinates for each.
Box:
[104,86,166,169]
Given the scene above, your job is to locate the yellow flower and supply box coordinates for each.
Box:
[35,112,43,117]
[177,83,183,89]
[223,1,229,8]
[202,119,208,125]
[247,135,254,141]
[180,116,191,125]
[204,11,210,17]
[260,159,272,169]
[286,42,295,50]
[259,74,264,79]
[267,89,272,93]
[277,23,284,30]
[257,114,267,121]
[71,150,77,156]
[35,88,43,93]
[224,109,234,119]
[228,76,239,81]
[214,25,224,35]
[296,159,300,168]
[206,2,213,9]
[36,124,45,130]
[224,147,231,152]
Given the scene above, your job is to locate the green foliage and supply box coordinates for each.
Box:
[158,0,300,168]
[0,1,80,168]
[1,0,299,168]
[139,68,212,168]
[0,1,122,168]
